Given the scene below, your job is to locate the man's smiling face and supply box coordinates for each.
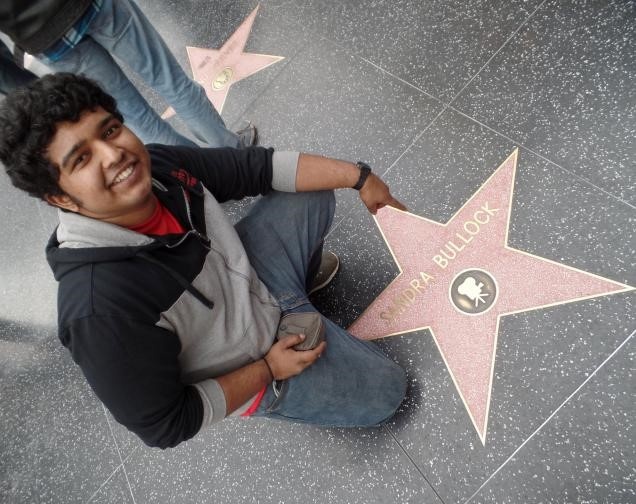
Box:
[46,107,155,227]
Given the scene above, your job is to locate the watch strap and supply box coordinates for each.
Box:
[353,161,372,190]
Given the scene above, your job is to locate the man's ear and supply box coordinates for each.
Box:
[45,193,80,212]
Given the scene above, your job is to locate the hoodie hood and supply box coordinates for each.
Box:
[46,209,158,281]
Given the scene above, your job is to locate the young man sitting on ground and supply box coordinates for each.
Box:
[0,74,408,449]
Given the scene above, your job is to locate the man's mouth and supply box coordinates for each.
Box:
[109,163,136,187]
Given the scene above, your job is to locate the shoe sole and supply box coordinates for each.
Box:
[308,254,340,295]
[238,122,258,147]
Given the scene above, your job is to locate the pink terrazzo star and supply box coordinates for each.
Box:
[348,149,633,444]
[163,4,283,117]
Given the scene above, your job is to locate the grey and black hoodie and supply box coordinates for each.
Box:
[46,145,300,448]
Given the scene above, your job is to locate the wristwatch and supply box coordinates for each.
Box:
[352,161,372,190]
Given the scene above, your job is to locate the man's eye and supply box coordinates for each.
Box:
[105,124,121,137]
[74,153,88,167]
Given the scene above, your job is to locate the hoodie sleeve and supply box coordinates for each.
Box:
[147,144,300,202]
[63,315,204,449]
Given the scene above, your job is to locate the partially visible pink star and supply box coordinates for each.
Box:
[162,4,283,117]
[348,149,633,444]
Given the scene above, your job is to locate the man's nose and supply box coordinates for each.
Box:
[96,140,124,168]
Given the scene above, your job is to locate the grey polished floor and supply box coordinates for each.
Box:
[1,1,634,503]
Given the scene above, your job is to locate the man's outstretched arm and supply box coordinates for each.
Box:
[150,146,405,213]
[294,153,407,214]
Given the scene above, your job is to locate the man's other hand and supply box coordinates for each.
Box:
[359,174,407,215]
[264,334,326,380]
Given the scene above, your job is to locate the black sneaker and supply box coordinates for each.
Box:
[236,122,258,147]
[308,251,340,295]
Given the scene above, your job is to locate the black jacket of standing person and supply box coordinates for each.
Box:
[0,0,92,53]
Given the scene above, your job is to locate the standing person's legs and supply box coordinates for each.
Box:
[43,37,197,147]
[0,41,37,95]
[87,0,240,147]
[235,191,407,427]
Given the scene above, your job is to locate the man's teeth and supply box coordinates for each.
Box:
[112,165,134,185]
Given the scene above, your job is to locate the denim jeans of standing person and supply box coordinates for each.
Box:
[235,190,408,427]
[0,41,37,95]
[41,0,240,148]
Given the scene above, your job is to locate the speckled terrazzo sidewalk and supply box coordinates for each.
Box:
[1,1,634,503]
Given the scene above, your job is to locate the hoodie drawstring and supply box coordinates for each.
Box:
[137,252,214,309]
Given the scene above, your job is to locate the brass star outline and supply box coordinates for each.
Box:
[163,4,283,117]
[349,149,634,443]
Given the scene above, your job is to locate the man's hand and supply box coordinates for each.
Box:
[359,173,407,215]
[217,334,325,415]
[264,334,326,380]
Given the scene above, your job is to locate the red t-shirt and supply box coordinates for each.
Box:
[128,197,185,235]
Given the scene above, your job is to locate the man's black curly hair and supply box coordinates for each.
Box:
[0,73,123,200]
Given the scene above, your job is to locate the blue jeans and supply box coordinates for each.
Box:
[0,41,37,95]
[42,0,239,148]
[235,191,407,427]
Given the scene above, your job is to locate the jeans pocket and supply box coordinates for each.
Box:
[265,379,289,413]
[89,0,133,42]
